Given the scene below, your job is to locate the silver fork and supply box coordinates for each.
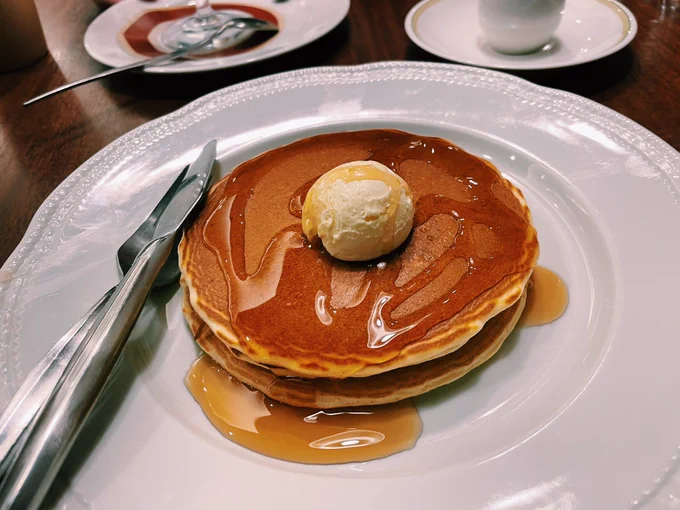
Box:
[23,17,278,106]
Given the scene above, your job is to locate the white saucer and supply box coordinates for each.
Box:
[405,0,637,70]
[84,0,349,73]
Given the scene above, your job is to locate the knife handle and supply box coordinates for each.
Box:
[0,287,114,480]
[0,234,175,510]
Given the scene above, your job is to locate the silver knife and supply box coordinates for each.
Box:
[0,290,112,480]
[0,158,192,479]
[0,142,215,510]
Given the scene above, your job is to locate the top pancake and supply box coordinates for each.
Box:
[179,129,539,378]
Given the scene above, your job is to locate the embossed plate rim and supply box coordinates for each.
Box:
[1,62,679,509]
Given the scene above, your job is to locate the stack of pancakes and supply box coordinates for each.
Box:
[179,130,539,409]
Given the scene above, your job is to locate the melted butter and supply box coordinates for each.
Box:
[186,356,422,464]
[327,160,402,185]
[519,266,569,327]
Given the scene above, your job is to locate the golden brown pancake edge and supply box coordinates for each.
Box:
[179,129,539,378]
[182,280,526,409]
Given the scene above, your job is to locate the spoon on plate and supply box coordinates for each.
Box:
[23,17,278,106]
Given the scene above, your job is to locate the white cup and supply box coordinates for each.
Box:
[479,0,565,54]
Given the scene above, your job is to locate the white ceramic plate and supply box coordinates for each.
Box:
[84,0,349,73]
[405,0,637,70]
[1,62,679,509]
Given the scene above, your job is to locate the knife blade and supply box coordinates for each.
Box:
[0,140,216,510]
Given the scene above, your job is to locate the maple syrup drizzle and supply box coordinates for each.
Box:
[186,356,422,464]
[182,131,566,464]
[197,130,539,371]
[519,266,569,327]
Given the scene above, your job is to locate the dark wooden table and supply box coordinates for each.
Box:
[1,0,678,266]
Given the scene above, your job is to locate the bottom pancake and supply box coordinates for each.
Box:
[182,284,525,409]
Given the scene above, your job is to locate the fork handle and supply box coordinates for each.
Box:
[22,16,246,107]
[0,234,175,510]
[22,48,189,106]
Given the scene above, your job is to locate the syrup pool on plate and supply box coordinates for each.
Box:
[186,356,423,464]
[519,266,569,327]
[185,265,569,463]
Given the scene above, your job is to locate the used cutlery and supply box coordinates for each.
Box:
[0,160,190,479]
[23,17,278,106]
[0,140,216,510]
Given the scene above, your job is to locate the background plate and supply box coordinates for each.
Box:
[0,62,679,509]
[84,0,350,73]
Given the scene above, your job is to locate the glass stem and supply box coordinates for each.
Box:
[194,0,214,16]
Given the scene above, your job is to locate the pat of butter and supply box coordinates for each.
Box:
[302,161,414,262]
